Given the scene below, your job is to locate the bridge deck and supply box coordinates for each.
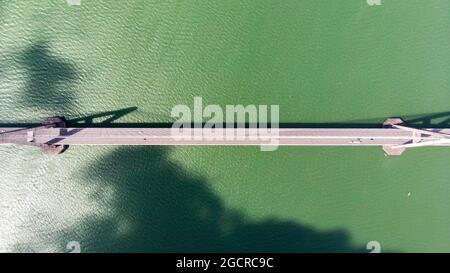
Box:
[1,127,450,147]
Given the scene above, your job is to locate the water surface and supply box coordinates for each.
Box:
[1,0,450,252]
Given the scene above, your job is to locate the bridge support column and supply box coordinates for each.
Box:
[382,118,406,156]
[41,117,69,155]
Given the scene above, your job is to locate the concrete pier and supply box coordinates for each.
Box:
[1,117,450,155]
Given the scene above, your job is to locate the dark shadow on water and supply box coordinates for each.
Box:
[66,107,138,126]
[60,146,366,253]
[58,109,450,129]
[402,111,450,128]
[16,41,78,113]
[2,109,450,131]
[0,107,139,128]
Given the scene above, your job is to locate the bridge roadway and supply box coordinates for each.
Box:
[1,126,450,153]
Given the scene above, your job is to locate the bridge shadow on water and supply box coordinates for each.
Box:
[64,108,450,129]
[2,107,450,130]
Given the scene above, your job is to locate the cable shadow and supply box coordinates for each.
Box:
[0,107,139,128]
[57,146,368,253]
[63,109,450,129]
[67,107,139,126]
[2,109,450,130]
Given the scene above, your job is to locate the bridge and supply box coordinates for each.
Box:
[1,117,450,155]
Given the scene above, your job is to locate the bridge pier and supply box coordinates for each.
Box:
[40,117,69,155]
[382,118,406,156]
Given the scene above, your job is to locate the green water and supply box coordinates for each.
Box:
[1,0,450,252]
